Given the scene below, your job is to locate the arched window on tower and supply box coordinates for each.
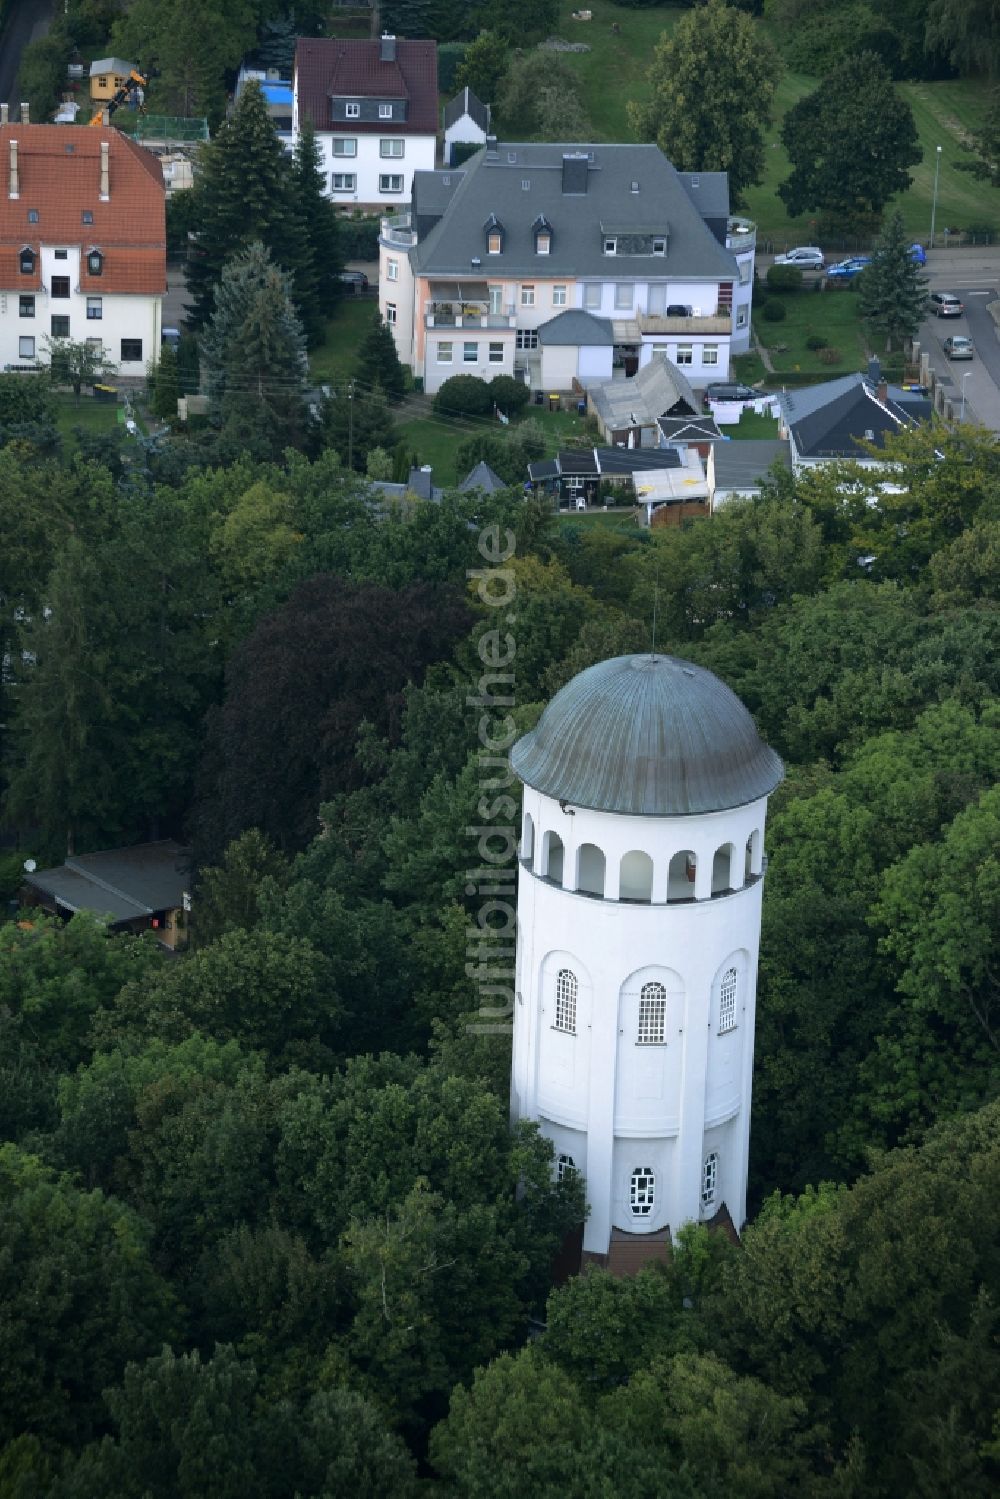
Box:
[542,830,564,884]
[701,1152,719,1210]
[630,1165,655,1217]
[620,849,653,902]
[557,1153,576,1181]
[521,812,534,865]
[554,968,577,1033]
[667,849,697,902]
[745,828,761,880]
[712,842,736,895]
[637,981,667,1044]
[719,968,738,1033]
[576,842,605,897]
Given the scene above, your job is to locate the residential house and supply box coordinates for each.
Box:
[588,351,699,446]
[458,459,508,492]
[380,141,756,395]
[656,412,724,463]
[527,443,692,507]
[634,449,710,525]
[708,439,791,508]
[443,86,489,166]
[778,367,932,472]
[292,34,438,210]
[236,61,294,149]
[89,58,136,105]
[0,116,166,376]
[23,840,191,949]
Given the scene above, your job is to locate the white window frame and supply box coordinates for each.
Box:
[379,103,393,119]
[614,283,634,310]
[702,1152,719,1209]
[437,341,453,364]
[515,329,538,350]
[719,968,737,1033]
[488,232,502,255]
[379,174,404,194]
[520,284,535,307]
[637,982,667,1045]
[703,344,719,365]
[86,296,102,321]
[554,968,577,1034]
[630,1166,654,1217]
[604,237,617,255]
[488,341,504,364]
[380,138,404,158]
[386,258,399,281]
[345,102,360,118]
[332,138,357,157]
[489,285,503,314]
[652,237,666,256]
[463,340,478,364]
[536,232,550,255]
[553,284,567,307]
[385,302,397,326]
[331,173,356,192]
[736,306,748,328]
[583,283,601,310]
[557,1154,576,1182]
[18,335,34,358]
[676,344,693,365]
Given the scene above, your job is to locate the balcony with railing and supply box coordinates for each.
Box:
[380,212,417,249]
[425,301,516,329]
[727,216,757,254]
[638,311,732,336]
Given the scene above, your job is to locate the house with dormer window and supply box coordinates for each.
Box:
[0,114,165,376]
[378,141,756,394]
[292,34,438,210]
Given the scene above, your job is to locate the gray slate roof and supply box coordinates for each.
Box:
[444,87,489,131]
[511,654,784,816]
[458,460,509,492]
[411,143,738,281]
[779,373,929,459]
[677,171,730,220]
[26,840,189,923]
[537,309,613,346]
[657,415,724,445]
[590,354,699,431]
[712,439,791,489]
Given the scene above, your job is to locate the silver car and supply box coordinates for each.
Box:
[943,336,974,360]
[773,246,825,269]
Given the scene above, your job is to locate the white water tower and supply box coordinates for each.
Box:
[510,654,783,1271]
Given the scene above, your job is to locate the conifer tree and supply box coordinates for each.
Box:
[356,314,406,402]
[292,121,344,322]
[859,210,928,353]
[152,345,181,421]
[321,383,396,472]
[200,242,310,458]
[185,81,318,341]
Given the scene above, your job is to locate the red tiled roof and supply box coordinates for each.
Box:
[0,125,165,294]
[295,38,439,136]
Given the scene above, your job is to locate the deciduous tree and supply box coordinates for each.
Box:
[628,0,781,204]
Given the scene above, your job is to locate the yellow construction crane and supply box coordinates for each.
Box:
[89,62,158,126]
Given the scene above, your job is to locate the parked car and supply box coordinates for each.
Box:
[338,270,369,292]
[826,256,871,280]
[928,291,964,317]
[943,335,974,360]
[910,243,927,265]
[773,246,824,269]
[704,382,758,403]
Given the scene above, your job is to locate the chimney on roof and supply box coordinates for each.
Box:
[867,356,880,384]
[485,134,497,157]
[8,139,18,200]
[877,379,888,405]
[19,102,29,125]
[562,152,589,195]
[0,103,8,125]
[102,108,110,125]
[380,33,396,62]
[100,139,110,201]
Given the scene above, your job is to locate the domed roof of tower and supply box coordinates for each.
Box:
[511,654,783,816]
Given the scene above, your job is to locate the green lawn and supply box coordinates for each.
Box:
[727,407,780,439]
[309,297,379,385]
[54,394,121,448]
[546,2,999,243]
[755,286,870,376]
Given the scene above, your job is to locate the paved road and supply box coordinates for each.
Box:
[919,255,1000,427]
[0,0,58,109]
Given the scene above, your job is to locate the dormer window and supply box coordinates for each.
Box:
[652,237,666,255]
[345,102,360,118]
[604,237,617,255]
[484,213,504,255]
[533,215,552,255]
[87,248,103,276]
[19,246,35,275]
[379,103,392,118]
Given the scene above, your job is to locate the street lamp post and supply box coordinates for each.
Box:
[961,371,971,422]
[930,145,942,249]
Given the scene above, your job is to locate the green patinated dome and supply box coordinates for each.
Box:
[511,654,783,817]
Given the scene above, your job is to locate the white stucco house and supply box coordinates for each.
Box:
[510,654,783,1272]
[443,86,489,166]
[292,34,438,211]
[0,114,165,378]
[379,141,756,395]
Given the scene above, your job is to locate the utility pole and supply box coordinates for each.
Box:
[347,378,355,471]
